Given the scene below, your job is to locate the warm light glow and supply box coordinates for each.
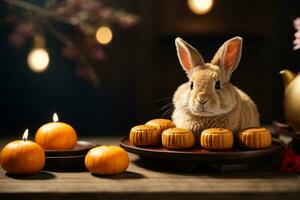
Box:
[53,113,59,122]
[27,48,50,73]
[187,0,214,15]
[96,26,113,45]
[22,129,29,141]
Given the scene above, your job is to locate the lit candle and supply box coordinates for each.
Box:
[35,113,78,150]
[0,129,45,175]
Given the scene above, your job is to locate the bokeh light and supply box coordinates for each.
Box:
[187,0,214,15]
[27,48,50,73]
[96,26,113,45]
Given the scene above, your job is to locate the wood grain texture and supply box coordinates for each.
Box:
[0,137,299,200]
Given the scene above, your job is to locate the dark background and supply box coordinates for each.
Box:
[1,0,300,138]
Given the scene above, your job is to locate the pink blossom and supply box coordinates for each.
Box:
[8,23,34,48]
[15,24,33,38]
[9,33,25,48]
[75,66,87,78]
[294,18,300,30]
[61,45,78,61]
[98,8,113,21]
[118,16,139,28]
[90,48,106,61]
[293,18,300,50]
[82,1,102,13]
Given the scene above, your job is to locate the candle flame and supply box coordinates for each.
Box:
[22,129,29,141]
[53,113,59,122]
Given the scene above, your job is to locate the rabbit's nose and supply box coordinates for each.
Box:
[198,98,208,105]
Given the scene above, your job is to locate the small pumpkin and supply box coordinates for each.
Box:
[35,122,77,150]
[0,140,45,175]
[85,146,129,175]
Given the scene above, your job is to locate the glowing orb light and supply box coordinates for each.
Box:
[96,26,113,45]
[27,48,49,73]
[187,0,214,15]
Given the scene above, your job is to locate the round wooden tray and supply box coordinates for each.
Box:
[44,141,97,171]
[120,137,285,166]
[44,141,97,156]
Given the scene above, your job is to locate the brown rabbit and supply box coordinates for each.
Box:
[172,37,259,139]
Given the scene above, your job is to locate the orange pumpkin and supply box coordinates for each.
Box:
[0,140,45,175]
[35,122,77,150]
[85,146,129,175]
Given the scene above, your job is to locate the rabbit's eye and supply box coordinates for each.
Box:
[190,81,193,90]
[215,80,221,90]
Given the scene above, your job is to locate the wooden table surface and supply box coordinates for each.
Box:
[0,136,299,200]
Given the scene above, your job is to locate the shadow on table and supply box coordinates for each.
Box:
[43,168,87,173]
[92,171,146,180]
[6,171,56,180]
[133,158,299,179]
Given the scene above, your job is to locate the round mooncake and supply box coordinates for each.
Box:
[162,128,195,149]
[200,128,234,150]
[129,125,160,146]
[239,127,272,149]
[145,119,175,133]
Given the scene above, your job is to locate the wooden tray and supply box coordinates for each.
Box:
[44,141,97,156]
[120,137,285,170]
[44,141,97,171]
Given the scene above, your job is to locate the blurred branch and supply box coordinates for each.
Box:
[3,0,140,86]
[2,0,71,24]
[43,21,100,86]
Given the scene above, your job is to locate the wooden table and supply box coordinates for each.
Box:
[0,136,299,200]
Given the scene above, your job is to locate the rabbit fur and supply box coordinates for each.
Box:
[172,37,259,138]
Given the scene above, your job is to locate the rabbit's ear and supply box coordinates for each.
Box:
[211,37,243,82]
[175,37,204,73]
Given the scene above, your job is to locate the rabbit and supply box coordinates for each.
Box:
[172,36,260,139]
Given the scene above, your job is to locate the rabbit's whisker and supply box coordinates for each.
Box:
[161,107,174,118]
[155,102,173,113]
[155,97,173,102]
